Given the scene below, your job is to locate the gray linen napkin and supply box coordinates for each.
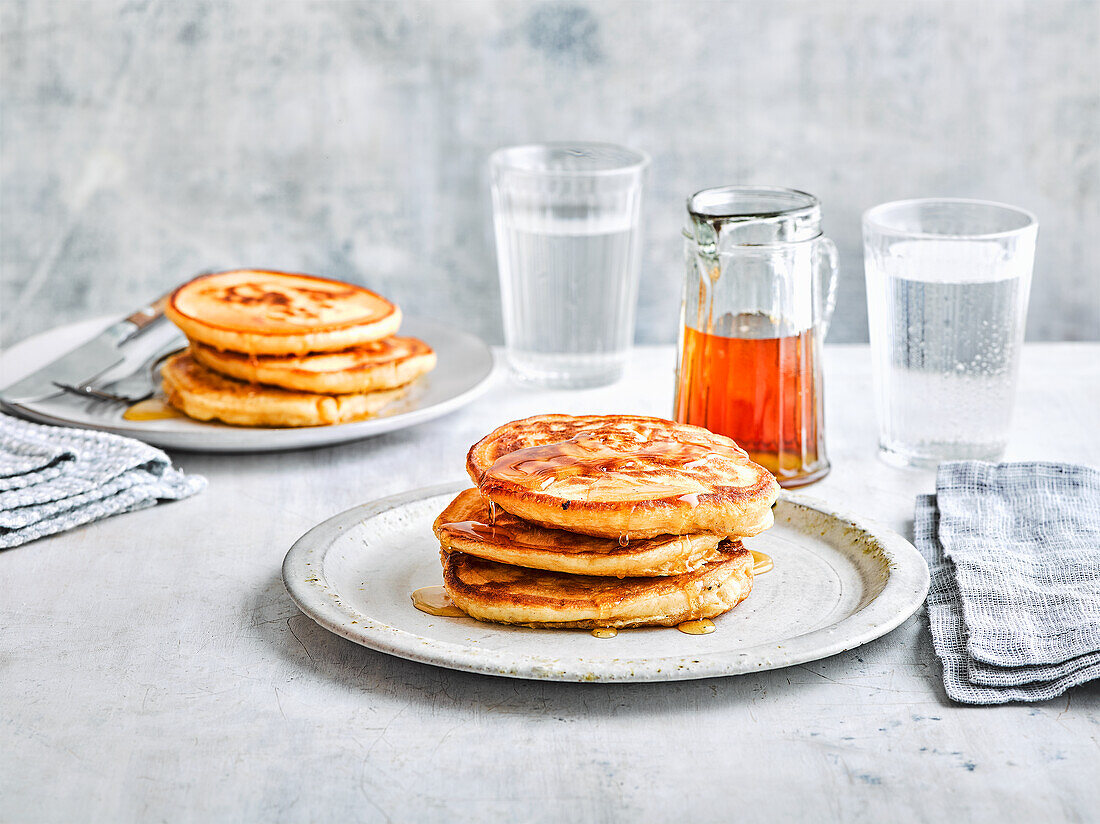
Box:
[0,413,205,548]
[916,461,1100,704]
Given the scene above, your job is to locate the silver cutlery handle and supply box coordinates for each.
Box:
[109,291,173,345]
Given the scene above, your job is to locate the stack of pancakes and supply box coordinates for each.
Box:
[160,270,435,426]
[432,414,780,629]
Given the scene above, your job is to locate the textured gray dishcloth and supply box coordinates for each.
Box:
[916,461,1100,704]
[0,413,205,548]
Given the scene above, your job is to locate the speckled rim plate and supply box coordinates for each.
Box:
[0,316,494,452]
[282,483,930,683]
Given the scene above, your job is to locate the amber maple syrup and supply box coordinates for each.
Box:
[411,586,466,617]
[750,550,773,575]
[674,312,828,487]
[677,619,716,635]
[123,397,182,421]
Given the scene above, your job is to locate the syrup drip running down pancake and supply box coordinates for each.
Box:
[467,414,780,539]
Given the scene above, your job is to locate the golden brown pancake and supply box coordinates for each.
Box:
[160,350,407,427]
[190,336,435,395]
[466,414,779,540]
[434,488,724,577]
[441,542,754,629]
[165,270,401,355]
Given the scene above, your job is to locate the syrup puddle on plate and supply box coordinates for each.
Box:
[677,618,715,635]
[411,586,465,617]
[751,550,773,575]
[123,397,182,421]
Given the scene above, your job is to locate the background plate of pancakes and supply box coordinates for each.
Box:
[0,308,494,452]
[283,482,930,683]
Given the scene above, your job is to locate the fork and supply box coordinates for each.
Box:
[52,382,153,405]
[52,338,184,407]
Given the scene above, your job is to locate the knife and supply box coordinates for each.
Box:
[0,290,175,404]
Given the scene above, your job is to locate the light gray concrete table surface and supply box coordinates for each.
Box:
[2,343,1098,823]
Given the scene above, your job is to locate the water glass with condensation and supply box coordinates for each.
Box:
[863,198,1038,468]
[490,143,649,388]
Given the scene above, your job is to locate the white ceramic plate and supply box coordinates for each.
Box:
[283,483,930,683]
[0,316,494,452]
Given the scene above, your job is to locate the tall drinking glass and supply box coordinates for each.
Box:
[490,143,649,388]
[863,198,1038,467]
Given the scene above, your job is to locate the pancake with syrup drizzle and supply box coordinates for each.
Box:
[190,336,435,395]
[466,414,780,540]
[441,541,754,629]
[434,488,725,577]
[165,269,401,355]
[160,350,407,427]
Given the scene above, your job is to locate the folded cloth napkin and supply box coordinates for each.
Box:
[0,413,205,548]
[916,461,1100,704]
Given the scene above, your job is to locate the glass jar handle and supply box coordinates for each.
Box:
[815,237,839,338]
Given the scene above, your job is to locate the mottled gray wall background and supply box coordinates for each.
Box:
[2,0,1098,348]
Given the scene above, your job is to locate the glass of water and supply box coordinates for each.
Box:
[490,143,649,388]
[863,198,1038,468]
